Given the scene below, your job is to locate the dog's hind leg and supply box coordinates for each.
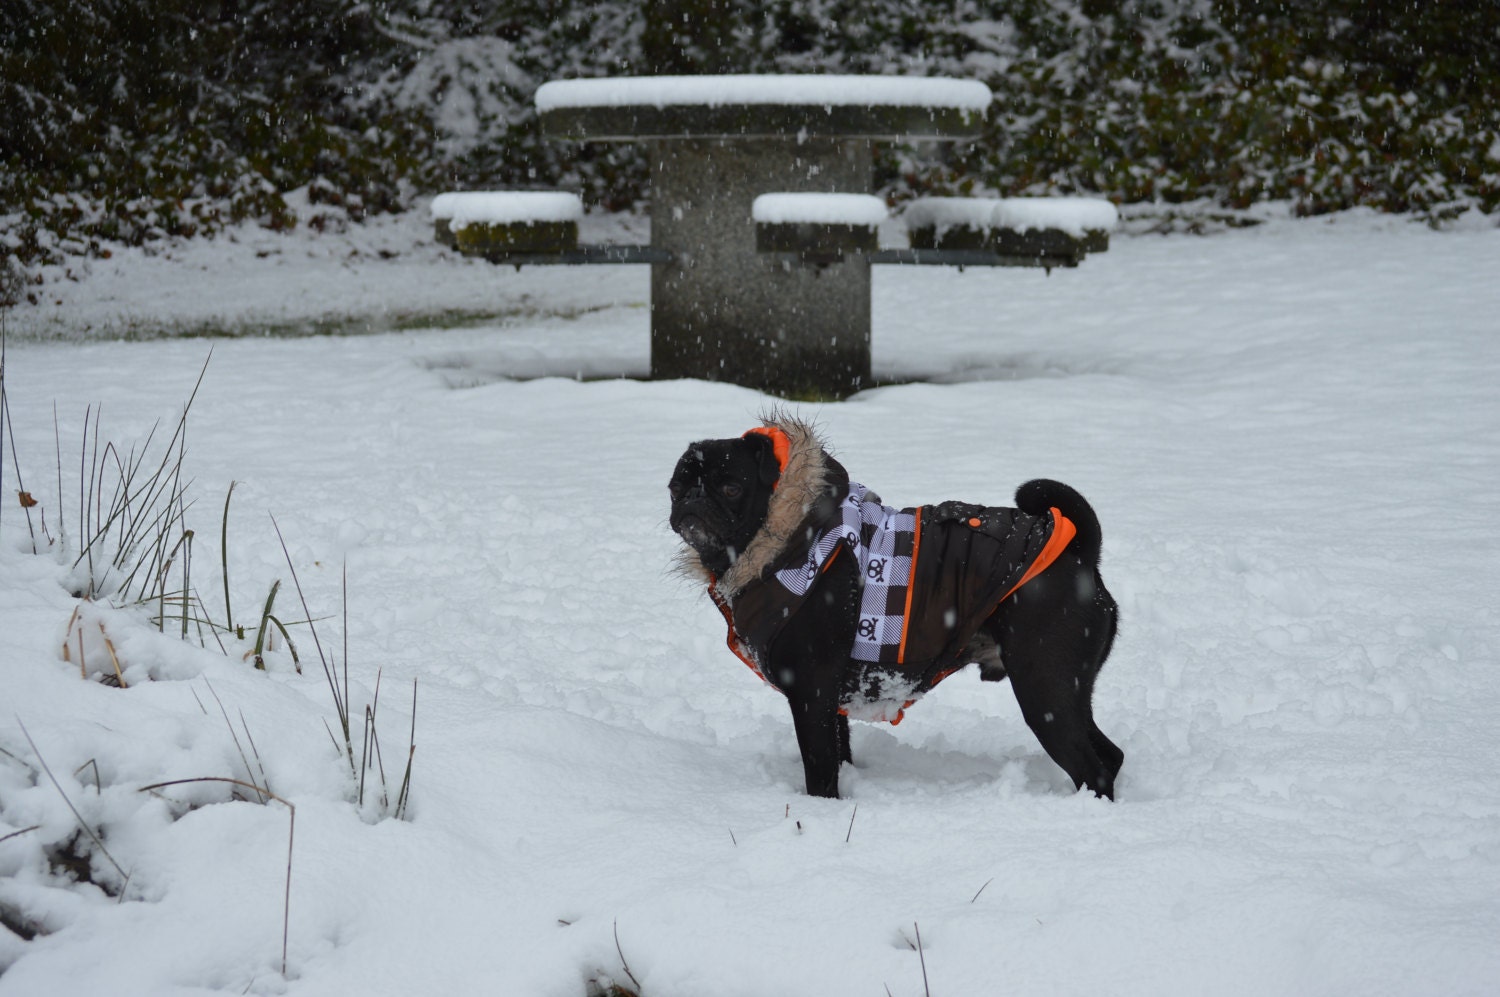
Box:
[988,552,1123,799]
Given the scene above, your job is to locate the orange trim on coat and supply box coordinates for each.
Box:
[896,505,924,665]
[742,426,792,484]
[820,539,847,574]
[709,581,769,684]
[998,508,1076,603]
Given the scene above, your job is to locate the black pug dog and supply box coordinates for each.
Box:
[669,415,1123,800]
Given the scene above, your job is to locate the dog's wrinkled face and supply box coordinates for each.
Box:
[669,434,781,576]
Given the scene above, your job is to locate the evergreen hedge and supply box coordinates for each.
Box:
[3,0,1496,302]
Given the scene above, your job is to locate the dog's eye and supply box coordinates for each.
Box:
[721,483,743,500]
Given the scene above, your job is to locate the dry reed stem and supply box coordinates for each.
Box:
[612,919,643,993]
[0,825,41,845]
[915,922,930,997]
[97,622,126,687]
[61,605,82,677]
[60,606,127,687]
[16,718,129,884]
[139,776,294,977]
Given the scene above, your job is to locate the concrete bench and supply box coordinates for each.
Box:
[903,197,1118,267]
[431,190,668,266]
[752,193,887,264]
[431,191,582,254]
[750,192,1122,272]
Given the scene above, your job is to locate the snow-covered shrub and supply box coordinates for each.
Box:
[1,0,1496,290]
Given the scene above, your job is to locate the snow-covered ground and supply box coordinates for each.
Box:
[2,203,1499,996]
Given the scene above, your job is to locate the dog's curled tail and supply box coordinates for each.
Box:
[1015,479,1104,565]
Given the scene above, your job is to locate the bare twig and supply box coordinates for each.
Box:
[97,621,126,687]
[1,414,36,550]
[61,604,82,677]
[238,710,271,803]
[393,678,416,820]
[321,718,343,756]
[72,758,102,793]
[971,877,994,904]
[272,516,348,768]
[0,825,41,845]
[202,679,268,803]
[360,669,390,811]
[16,717,129,883]
[139,776,294,977]
[845,803,858,843]
[915,922,930,997]
[0,313,39,552]
[359,705,372,807]
[613,919,643,993]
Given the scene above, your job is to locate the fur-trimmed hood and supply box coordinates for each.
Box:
[677,414,847,601]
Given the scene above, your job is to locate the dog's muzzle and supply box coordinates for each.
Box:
[674,514,720,552]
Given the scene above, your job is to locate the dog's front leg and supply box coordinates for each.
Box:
[771,548,860,798]
[788,694,846,798]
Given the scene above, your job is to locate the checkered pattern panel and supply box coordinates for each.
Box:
[774,483,918,664]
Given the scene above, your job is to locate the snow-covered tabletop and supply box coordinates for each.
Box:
[538,74,991,141]
[536,75,992,112]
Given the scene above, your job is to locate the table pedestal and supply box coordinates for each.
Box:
[648,138,872,399]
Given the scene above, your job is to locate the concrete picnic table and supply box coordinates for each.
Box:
[535,74,992,399]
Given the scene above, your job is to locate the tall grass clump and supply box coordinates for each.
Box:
[274,518,416,820]
[11,353,305,673]
[52,355,207,619]
[2,342,415,980]
[5,342,414,815]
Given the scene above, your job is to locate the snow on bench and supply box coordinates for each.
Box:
[904,196,1118,260]
[901,196,999,237]
[992,198,1119,240]
[431,191,583,252]
[752,193,888,226]
[753,192,888,261]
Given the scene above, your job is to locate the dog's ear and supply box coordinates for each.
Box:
[743,431,784,489]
